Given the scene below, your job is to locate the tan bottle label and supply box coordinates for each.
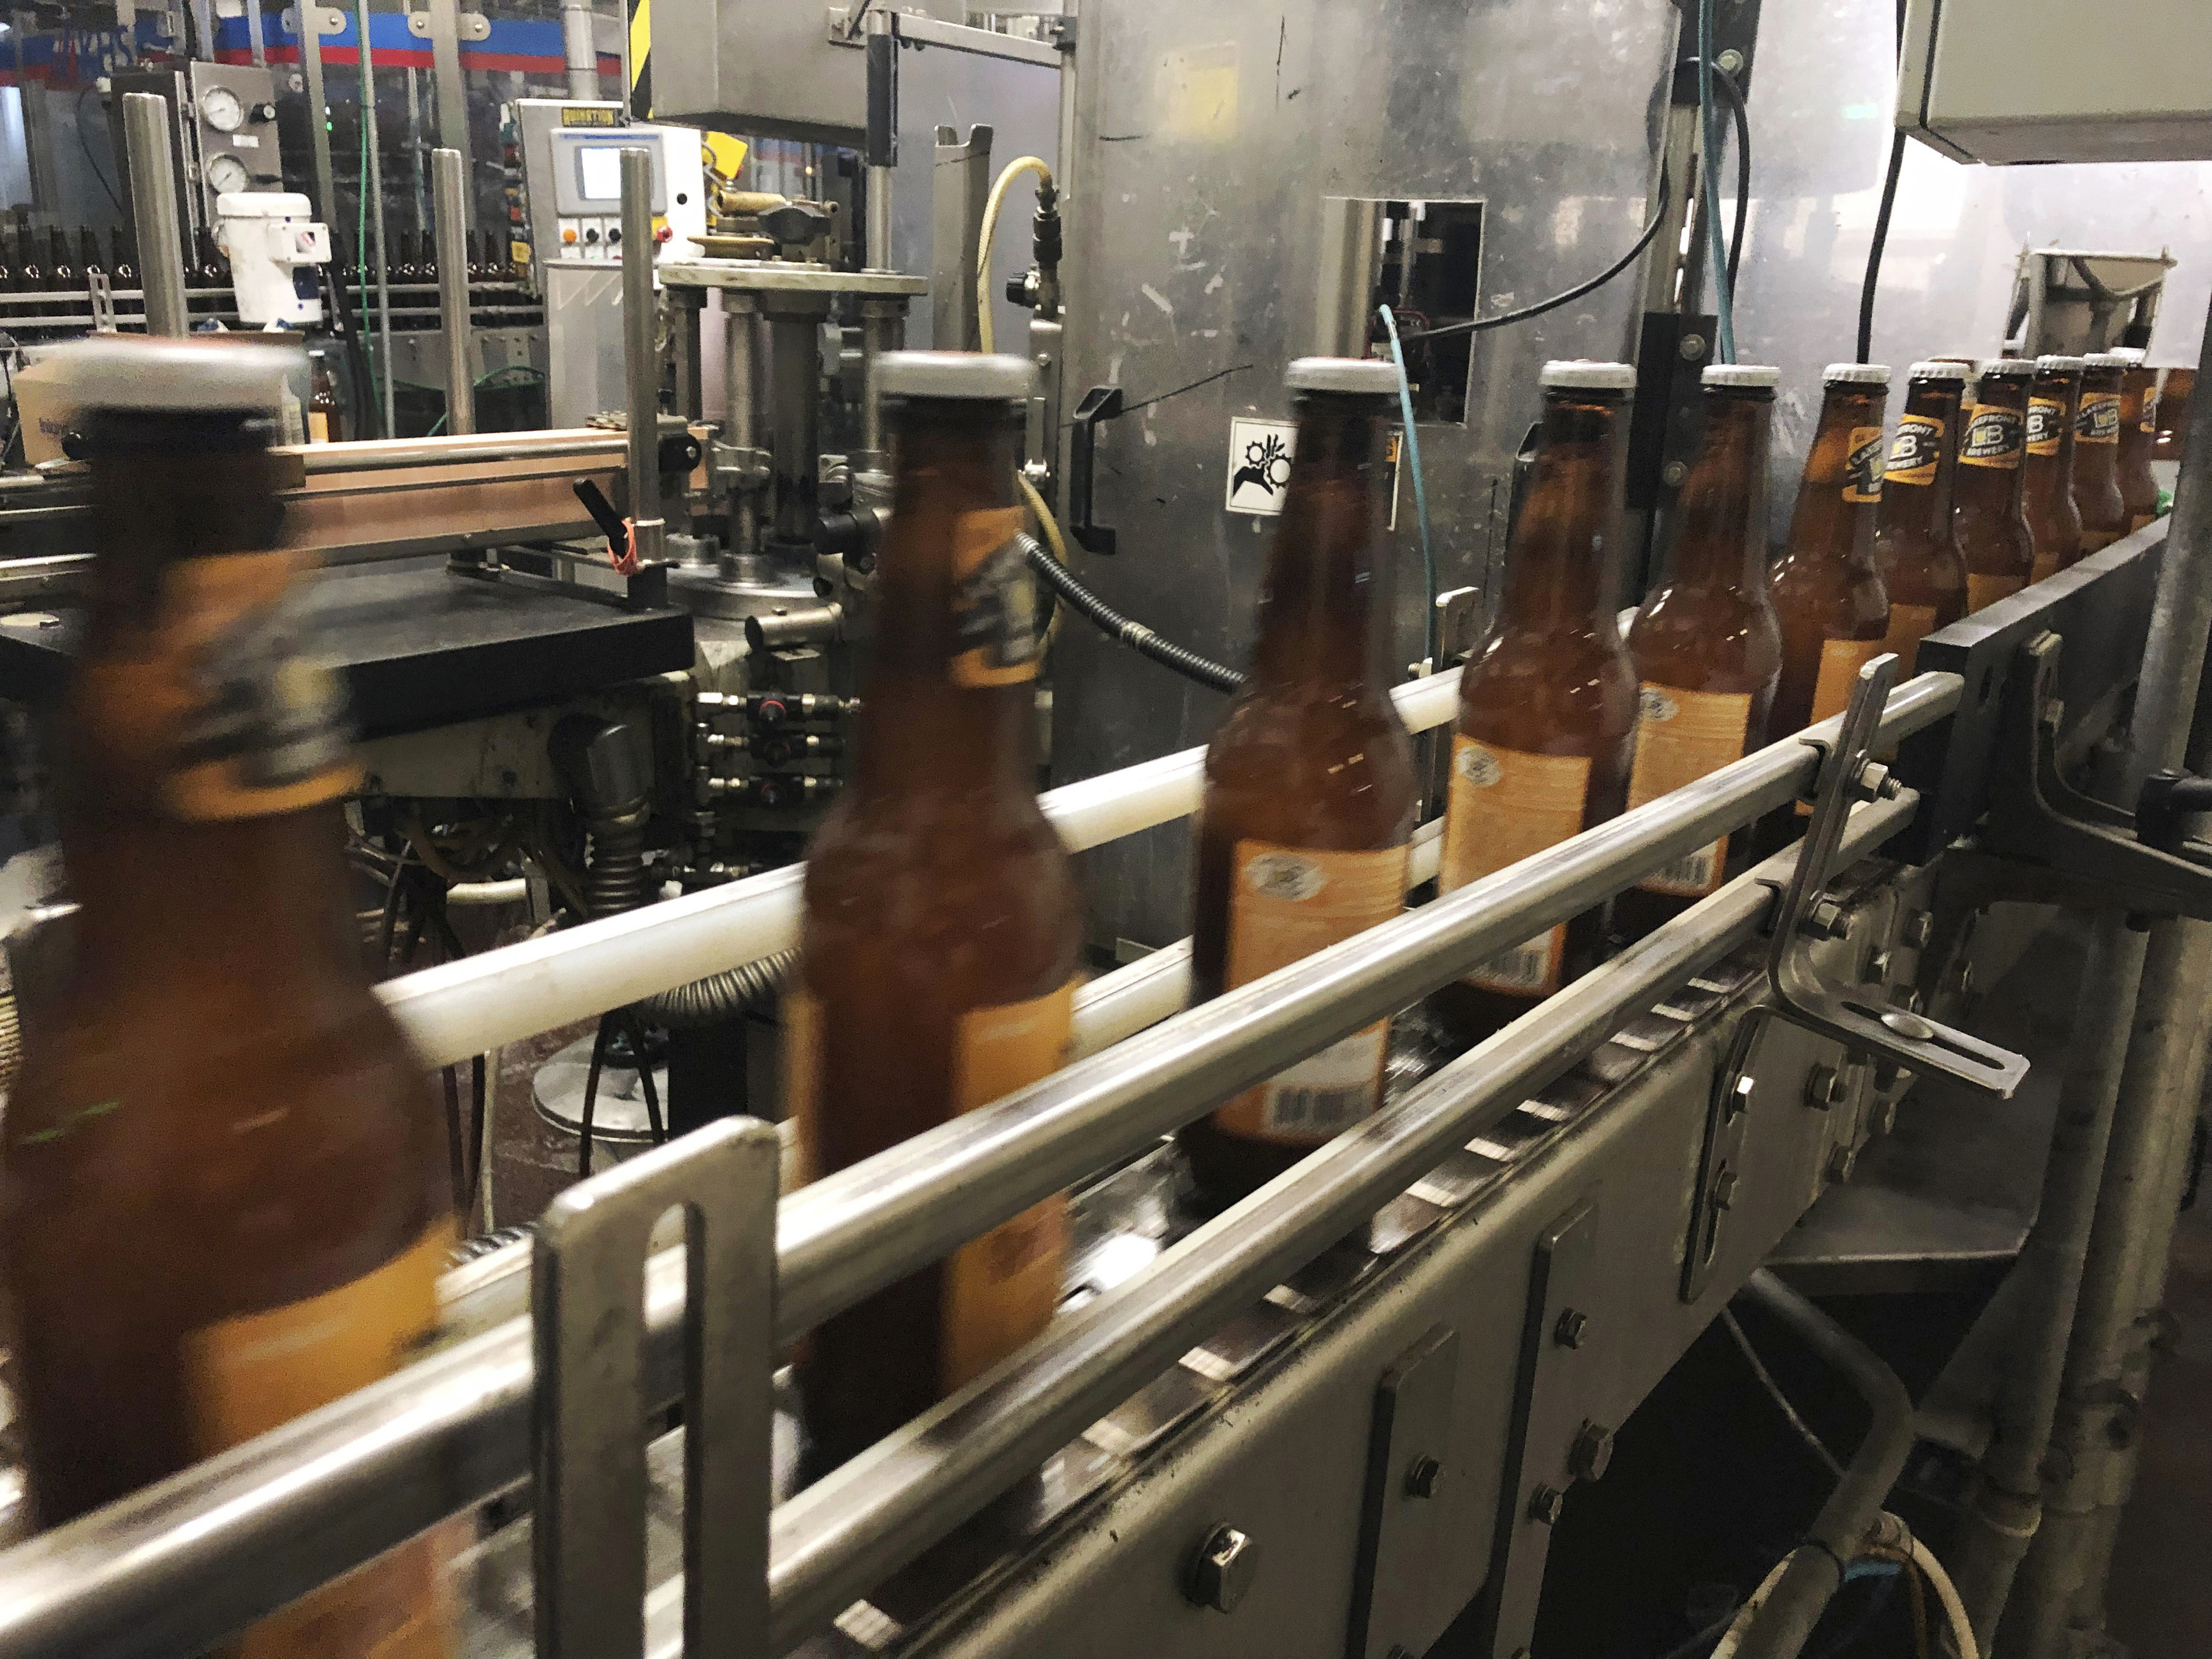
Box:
[307,409,331,444]
[1809,637,1891,727]
[184,1224,457,1659]
[1216,841,1408,1145]
[1886,414,1944,486]
[1843,427,1886,503]
[1627,686,1752,897]
[1967,572,2023,612]
[941,983,1075,1390]
[80,550,358,821]
[2076,392,2121,445]
[1441,737,1589,996]
[783,980,1075,1392]
[2130,510,2161,533]
[949,505,1042,688]
[2079,526,2121,555]
[1959,406,2023,468]
[2026,396,2067,455]
[1880,602,1939,673]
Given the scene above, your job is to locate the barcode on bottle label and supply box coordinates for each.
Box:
[1641,842,1722,897]
[1260,1025,1386,1138]
[1469,929,1563,994]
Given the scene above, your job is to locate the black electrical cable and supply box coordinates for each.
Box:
[74,87,124,216]
[1019,533,1242,695]
[1399,168,1672,344]
[1855,133,1905,365]
[1698,59,1751,295]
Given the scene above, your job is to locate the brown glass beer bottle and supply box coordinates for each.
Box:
[786,352,1081,1469]
[1769,363,1891,742]
[2152,367,2195,464]
[1427,361,1638,1045]
[2108,346,2163,533]
[1614,364,1785,941]
[1872,360,1970,669]
[2072,353,2130,554]
[1180,358,1417,1205]
[2024,355,2086,580]
[1953,357,2037,611]
[1,338,455,1659]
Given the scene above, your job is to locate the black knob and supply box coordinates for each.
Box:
[1005,274,1029,306]
[607,228,622,244]
[752,697,790,729]
[582,227,600,244]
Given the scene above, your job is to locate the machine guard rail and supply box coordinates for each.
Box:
[0,669,1959,1659]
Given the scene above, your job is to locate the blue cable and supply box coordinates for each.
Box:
[1697,0,1737,363]
[1377,303,1439,667]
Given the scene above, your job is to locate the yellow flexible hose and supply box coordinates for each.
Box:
[1017,466,1071,651]
[975,155,1054,355]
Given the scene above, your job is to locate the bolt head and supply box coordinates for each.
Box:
[1903,911,1935,950]
[1680,332,1708,360]
[1864,948,1893,985]
[1662,459,1690,487]
[1185,1523,1258,1613]
[1528,1484,1567,1525]
[1554,1307,1591,1348]
[1406,1455,1445,1499]
[1716,47,1746,73]
[1827,1144,1858,1183]
[1804,897,1850,940]
[1712,1169,1739,1209]
[1570,1420,1616,1482]
[1804,1063,1845,1110]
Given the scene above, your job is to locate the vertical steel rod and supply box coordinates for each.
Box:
[621,145,663,564]
[431,147,475,436]
[863,3,895,272]
[244,0,267,66]
[356,0,395,437]
[299,1,337,226]
[120,94,188,337]
[721,293,758,573]
[2000,288,2212,1659]
[561,0,599,101]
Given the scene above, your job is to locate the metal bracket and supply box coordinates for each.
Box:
[284,4,349,35]
[1345,1324,1461,1659]
[1068,384,1122,554]
[531,1117,779,1659]
[1475,1200,1600,1658]
[408,8,489,38]
[1977,630,2212,920]
[86,270,117,334]
[1684,1015,1761,1302]
[1759,653,2029,1099]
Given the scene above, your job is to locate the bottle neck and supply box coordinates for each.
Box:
[1954,377,2028,508]
[1785,387,1885,564]
[1891,382,1963,531]
[851,400,1036,800]
[1498,393,1625,633]
[1667,389,1771,590]
[2026,373,2079,485]
[1248,390,1392,690]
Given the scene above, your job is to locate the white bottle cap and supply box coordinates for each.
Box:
[2100,346,2148,366]
[1702,364,1781,388]
[1539,359,1637,391]
[1285,357,1401,395]
[1906,360,1971,382]
[2035,355,2088,373]
[1823,362,1891,385]
[874,350,1036,402]
[1978,358,2038,380]
[2083,351,2133,371]
[53,334,302,413]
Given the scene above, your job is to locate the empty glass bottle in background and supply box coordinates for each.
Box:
[1873,360,1970,669]
[1614,364,1785,943]
[2072,353,2131,554]
[785,352,1080,1473]
[2107,346,2164,533]
[309,350,346,443]
[1181,357,1417,1206]
[1769,362,1892,742]
[2024,355,2086,580]
[1,337,455,1658]
[1427,360,1639,1045]
[1953,357,2037,612]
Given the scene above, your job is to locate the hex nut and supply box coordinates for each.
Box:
[1827,1144,1858,1183]
[1804,897,1850,940]
[1406,1456,1445,1500]
[1711,1169,1739,1210]
[1554,1308,1591,1349]
[1680,333,1708,360]
[1570,1420,1616,1482]
[1185,1523,1257,1613]
[1528,1484,1567,1525]
[1903,911,1935,950]
[1663,459,1690,487]
[1804,1063,1845,1111]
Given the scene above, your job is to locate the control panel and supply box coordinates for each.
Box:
[506,99,706,288]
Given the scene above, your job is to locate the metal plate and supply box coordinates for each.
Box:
[1346,1325,1463,1659]
[658,261,928,296]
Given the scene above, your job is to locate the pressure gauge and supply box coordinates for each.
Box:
[206,152,252,194]
[198,84,245,133]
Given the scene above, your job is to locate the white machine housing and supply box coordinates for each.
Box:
[1898,0,2212,164]
[214,191,330,328]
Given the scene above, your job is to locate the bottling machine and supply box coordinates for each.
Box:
[0,2,2208,1658]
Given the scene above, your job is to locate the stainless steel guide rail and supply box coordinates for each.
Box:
[0,670,1960,1659]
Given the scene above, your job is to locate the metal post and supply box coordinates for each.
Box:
[121,94,189,337]
[425,0,472,189]
[431,147,475,436]
[244,0,267,66]
[298,1,337,226]
[930,124,991,352]
[620,146,663,565]
[561,0,599,101]
[857,298,900,470]
[767,307,823,547]
[670,287,704,424]
[721,292,758,573]
[357,0,395,437]
[1313,197,1382,358]
[2000,291,2212,1659]
[862,3,895,272]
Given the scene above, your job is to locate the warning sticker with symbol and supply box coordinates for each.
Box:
[1226,417,1298,515]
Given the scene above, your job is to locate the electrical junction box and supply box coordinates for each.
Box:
[1898,0,2212,164]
